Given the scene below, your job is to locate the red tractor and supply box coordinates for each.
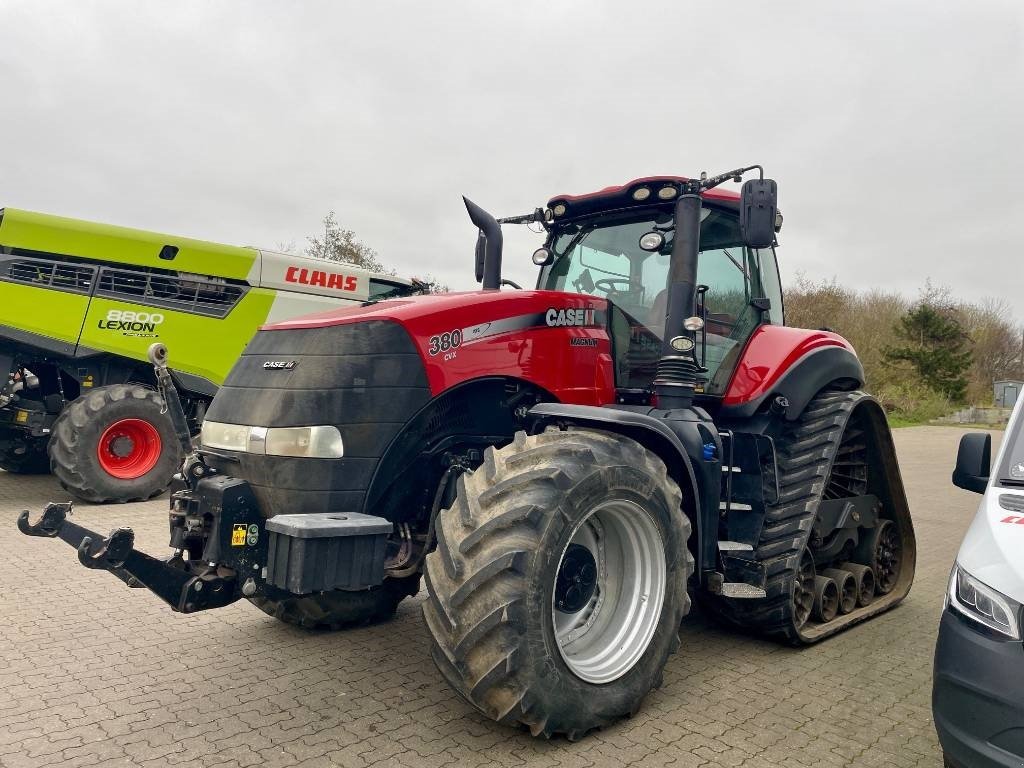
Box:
[21,167,915,738]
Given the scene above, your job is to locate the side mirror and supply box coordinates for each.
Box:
[739,178,778,249]
[953,432,992,494]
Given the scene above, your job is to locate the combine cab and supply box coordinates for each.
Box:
[21,168,915,738]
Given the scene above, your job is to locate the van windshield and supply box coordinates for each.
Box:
[998,410,1024,486]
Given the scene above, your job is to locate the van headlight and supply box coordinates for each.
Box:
[201,421,344,459]
[948,564,1021,640]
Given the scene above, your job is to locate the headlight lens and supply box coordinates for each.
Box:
[948,564,1021,639]
[201,421,344,458]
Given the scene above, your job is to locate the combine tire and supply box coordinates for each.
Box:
[49,384,181,503]
[250,575,421,630]
[423,429,692,739]
[703,390,916,644]
[0,430,51,474]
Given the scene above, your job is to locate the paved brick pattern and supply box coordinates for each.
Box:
[0,427,991,767]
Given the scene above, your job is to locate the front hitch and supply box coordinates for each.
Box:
[18,500,245,612]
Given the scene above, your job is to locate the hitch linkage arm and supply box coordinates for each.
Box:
[18,502,240,613]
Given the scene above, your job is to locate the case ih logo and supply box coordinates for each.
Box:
[545,308,596,327]
[1000,516,1024,525]
[262,360,297,370]
[285,266,358,292]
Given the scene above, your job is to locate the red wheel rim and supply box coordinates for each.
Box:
[96,418,162,479]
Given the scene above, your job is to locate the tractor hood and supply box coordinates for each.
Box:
[260,290,613,399]
[204,288,614,516]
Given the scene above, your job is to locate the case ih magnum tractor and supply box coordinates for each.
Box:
[21,168,916,738]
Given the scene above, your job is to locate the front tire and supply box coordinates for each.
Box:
[49,384,181,503]
[423,429,693,739]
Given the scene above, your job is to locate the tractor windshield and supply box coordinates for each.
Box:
[538,206,783,396]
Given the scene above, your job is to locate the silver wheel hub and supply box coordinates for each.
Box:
[552,499,666,684]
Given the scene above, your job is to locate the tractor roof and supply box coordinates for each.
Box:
[547,176,741,220]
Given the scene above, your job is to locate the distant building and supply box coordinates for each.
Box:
[994,380,1023,409]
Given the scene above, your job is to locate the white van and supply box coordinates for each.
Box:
[933,399,1024,768]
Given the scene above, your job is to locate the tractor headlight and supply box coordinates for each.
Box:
[201,421,344,459]
[948,564,1021,640]
[200,421,251,452]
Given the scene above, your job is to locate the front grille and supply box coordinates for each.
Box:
[998,493,1024,513]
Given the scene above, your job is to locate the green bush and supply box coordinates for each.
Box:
[874,381,951,426]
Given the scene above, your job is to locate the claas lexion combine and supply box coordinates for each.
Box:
[21,167,916,738]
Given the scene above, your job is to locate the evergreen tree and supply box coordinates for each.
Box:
[884,291,973,402]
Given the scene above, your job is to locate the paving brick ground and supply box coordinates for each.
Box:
[0,426,994,767]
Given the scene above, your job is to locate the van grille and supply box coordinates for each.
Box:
[998,493,1024,513]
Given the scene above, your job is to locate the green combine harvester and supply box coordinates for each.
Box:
[0,208,420,503]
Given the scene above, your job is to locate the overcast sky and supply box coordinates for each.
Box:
[2,1,1022,311]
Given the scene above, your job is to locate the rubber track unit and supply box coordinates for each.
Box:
[705,389,916,644]
[423,429,692,739]
[49,383,179,503]
[250,575,421,630]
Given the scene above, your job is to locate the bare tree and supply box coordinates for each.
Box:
[307,211,392,274]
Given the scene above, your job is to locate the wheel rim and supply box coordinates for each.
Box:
[96,418,162,479]
[551,499,666,685]
[873,520,901,594]
[793,549,815,628]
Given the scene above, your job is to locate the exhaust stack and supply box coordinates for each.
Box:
[463,197,503,291]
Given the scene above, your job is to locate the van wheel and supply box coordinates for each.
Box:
[49,384,181,503]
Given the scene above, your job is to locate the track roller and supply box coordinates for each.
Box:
[822,568,857,614]
[838,562,875,607]
[812,576,839,622]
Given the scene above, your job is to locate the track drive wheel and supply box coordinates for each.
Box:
[49,384,181,503]
[0,429,51,474]
[250,575,421,630]
[855,519,902,595]
[423,429,693,739]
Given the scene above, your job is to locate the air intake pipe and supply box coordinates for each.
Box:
[463,197,503,291]
[653,188,703,410]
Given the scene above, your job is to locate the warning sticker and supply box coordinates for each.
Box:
[231,524,247,546]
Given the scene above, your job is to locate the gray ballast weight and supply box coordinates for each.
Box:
[265,512,392,594]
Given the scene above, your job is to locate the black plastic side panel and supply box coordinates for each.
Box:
[528,402,722,574]
[719,345,864,421]
[204,320,430,517]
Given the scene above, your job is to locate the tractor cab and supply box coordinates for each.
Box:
[533,177,784,398]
